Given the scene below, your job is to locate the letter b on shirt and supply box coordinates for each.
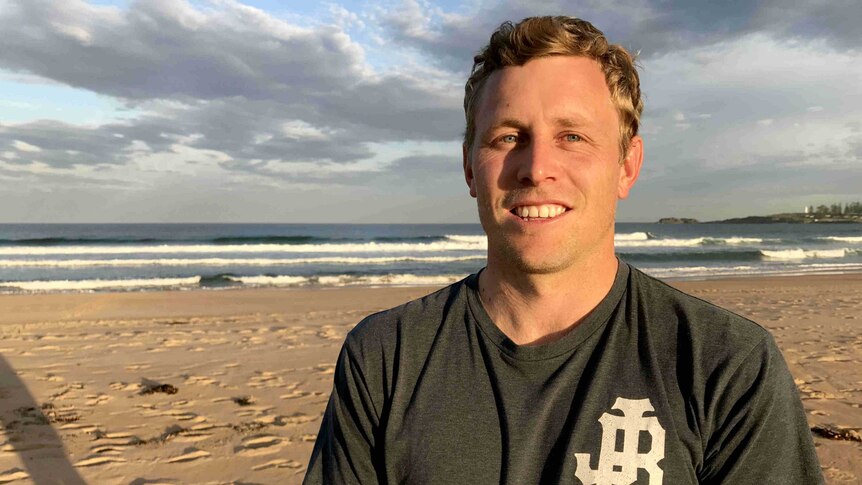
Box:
[574,397,665,485]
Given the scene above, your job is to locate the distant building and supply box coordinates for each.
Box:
[804,206,810,214]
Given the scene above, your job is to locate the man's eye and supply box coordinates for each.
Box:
[564,134,582,142]
[500,134,518,144]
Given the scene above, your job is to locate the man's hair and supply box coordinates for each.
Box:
[464,16,643,159]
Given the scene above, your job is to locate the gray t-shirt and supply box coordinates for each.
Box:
[304,262,822,484]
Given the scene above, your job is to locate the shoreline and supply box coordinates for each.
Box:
[2,271,862,326]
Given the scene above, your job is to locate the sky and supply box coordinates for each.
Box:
[0,0,860,223]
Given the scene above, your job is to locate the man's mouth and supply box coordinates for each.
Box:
[510,204,569,220]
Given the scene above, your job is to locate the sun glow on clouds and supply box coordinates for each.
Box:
[12,140,41,152]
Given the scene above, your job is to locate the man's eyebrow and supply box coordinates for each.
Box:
[478,118,527,142]
[487,118,528,132]
[483,116,590,133]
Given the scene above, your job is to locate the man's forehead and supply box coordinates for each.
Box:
[475,56,614,126]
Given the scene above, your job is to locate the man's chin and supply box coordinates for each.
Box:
[496,251,576,276]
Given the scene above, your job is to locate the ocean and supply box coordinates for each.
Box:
[1,223,861,293]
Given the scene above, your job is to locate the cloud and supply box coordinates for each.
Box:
[12,139,41,152]
[1,0,859,222]
[0,0,463,182]
[380,0,862,72]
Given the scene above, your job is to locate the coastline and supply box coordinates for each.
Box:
[0,273,859,483]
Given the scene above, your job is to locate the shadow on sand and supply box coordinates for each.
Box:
[0,354,86,484]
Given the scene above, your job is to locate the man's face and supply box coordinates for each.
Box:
[463,56,642,274]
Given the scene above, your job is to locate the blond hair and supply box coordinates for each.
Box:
[464,16,643,158]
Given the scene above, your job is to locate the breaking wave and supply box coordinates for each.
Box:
[0,273,466,293]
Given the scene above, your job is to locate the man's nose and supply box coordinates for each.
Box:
[516,139,558,186]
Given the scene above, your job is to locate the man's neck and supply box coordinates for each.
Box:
[478,250,619,346]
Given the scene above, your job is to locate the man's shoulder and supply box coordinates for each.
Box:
[627,265,771,351]
[344,276,471,351]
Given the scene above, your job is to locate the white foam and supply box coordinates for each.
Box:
[615,232,651,241]
[444,235,487,244]
[821,236,862,243]
[0,239,488,256]
[233,273,465,288]
[0,272,467,292]
[644,262,862,279]
[761,248,848,260]
[644,265,758,278]
[0,255,487,268]
[316,274,465,287]
[761,249,807,260]
[614,237,705,248]
[710,237,763,245]
[228,275,309,286]
[1,277,200,292]
[808,249,850,258]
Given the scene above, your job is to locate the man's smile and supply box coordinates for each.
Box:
[508,203,570,221]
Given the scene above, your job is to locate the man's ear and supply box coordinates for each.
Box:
[617,135,643,200]
[463,144,477,198]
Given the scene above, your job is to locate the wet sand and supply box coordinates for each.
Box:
[0,274,858,483]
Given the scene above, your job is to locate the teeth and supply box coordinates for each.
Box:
[514,204,567,219]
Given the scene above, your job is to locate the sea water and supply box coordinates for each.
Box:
[0,223,860,293]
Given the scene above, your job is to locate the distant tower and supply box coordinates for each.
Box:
[804,206,810,214]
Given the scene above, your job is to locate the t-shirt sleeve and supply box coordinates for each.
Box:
[698,334,823,484]
[303,336,382,485]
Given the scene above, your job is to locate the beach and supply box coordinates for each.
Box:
[0,274,859,484]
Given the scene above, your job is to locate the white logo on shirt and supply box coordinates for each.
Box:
[574,397,665,485]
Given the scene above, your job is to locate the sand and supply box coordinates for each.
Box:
[0,275,858,484]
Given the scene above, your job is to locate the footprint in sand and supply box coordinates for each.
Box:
[59,422,100,433]
[317,327,343,340]
[184,375,218,386]
[42,403,80,424]
[822,466,857,482]
[110,381,143,392]
[85,394,112,406]
[41,373,65,383]
[284,412,316,425]
[252,459,304,471]
[249,371,283,389]
[234,434,287,457]
[235,405,274,418]
[1,442,63,453]
[156,409,198,421]
[75,455,127,467]
[90,445,128,455]
[280,389,311,400]
[0,468,29,483]
[165,447,211,464]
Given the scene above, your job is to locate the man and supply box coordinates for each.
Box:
[305,16,822,484]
